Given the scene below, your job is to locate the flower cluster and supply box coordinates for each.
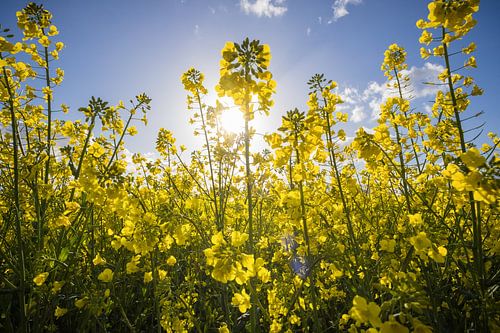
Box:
[1,1,498,332]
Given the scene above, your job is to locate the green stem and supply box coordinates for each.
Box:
[393,68,413,214]
[150,250,161,333]
[196,90,221,230]
[242,84,257,332]
[39,37,53,252]
[442,27,485,330]
[324,110,359,265]
[292,129,320,331]
[244,116,258,332]
[69,114,96,202]
[2,56,27,333]
[42,41,52,187]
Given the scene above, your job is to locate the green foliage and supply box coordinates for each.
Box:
[0,1,498,332]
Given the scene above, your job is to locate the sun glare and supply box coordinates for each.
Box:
[219,108,245,133]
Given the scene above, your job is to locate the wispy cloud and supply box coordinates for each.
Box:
[306,27,311,36]
[194,24,199,35]
[329,0,363,23]
[336,62,444,122]
[240,0,287,18]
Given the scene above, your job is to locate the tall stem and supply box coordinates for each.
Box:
[2,58,27,333]
[323,109,359,266]
[442,28,485,328]
[293,129,320,331]
[196,91,221,230]
[393,68,413,214]
[39,39,52,249]
[244,115,257,332]
[42,41,52,187]
[244,116,253,253]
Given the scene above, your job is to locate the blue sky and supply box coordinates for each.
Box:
[1,0,499,154]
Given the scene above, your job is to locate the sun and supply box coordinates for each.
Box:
[213,96,262,134]
[219,108,245,133]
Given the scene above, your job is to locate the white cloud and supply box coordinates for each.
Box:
[194,24,199,35]
[240,0,287,17]
[337,62,444,122]
[306,27,311,36]
[123,148,158,174]
[318,16,323,24]
[330,0,362,23]
[402,62,444,99]
[351,105,367,123]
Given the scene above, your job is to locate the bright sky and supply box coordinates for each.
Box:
[2,0,499,154]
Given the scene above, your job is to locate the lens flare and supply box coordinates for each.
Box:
[219,108,245,133]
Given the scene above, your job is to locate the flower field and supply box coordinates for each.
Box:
[0,1,498,332]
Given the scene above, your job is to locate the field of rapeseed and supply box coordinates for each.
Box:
[0,1,498,332]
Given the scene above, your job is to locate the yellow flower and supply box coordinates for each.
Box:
[48,25,59,36]
[462,42,476,54]
[74,297,88,309]
[88,142,105,158]
[380,239,396,252]
[349,295,382,327]
[52,215,71,229]
[127,126,138,136]
[55,41,64,51]
[416,19,427,29]
[433,45,444,56]
[460,148,485,169]
[257,266,271,283]
[38,35,51,47]
[33,272,49,286]
[64,201,80,214]
[232,288,251,313]
[212,257,236,283]
[54,306,68,318]
[231,231,249,247]
[126,256,141,274]
[428,246,447,263]
[98,268,114,283]
[419,30,433,45]
[93,254,106,266]
[158,269,167,281]
[381,44,407,77]
[173,224,191,246]
[471,85,483,96]
[465,56,477,68]
[450,170,482,192]
[408,213,423,226]
[380,320,409,333]
[413,320,433,333]
[234,262,250,285]
[240,253,254,270]
[410,232,432,252]
[218,324,230,333]
[438,69,449,82]
[144,271,153,284]
[51,281,64,294]
[270,321,282,333]
[473,186,497,205]
[167,255,177,266]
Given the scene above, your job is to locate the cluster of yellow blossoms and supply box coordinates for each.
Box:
[1,1,498,332]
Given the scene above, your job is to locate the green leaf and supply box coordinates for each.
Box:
[58,247,70,263]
